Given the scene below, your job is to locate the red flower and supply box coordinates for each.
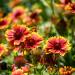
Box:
[14,55,28,67]
[11,6,25,22]
[5,25,29,45]
[64,3,75,14]
[44,36,71,56]
[59,66,75,75]
[24,32,43,49]
[0,18,10,29]
[12,69,24,75]
[23,9,42,26]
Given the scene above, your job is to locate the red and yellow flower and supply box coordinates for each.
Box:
[55,0,71,11]
[11,6,25,22]
[24,32,43,49]
[0,17,10,29]
[12,69,24,75]
[44,36,71,56]
[21,66,30,73]
[12,66,29,75]
[59,66,75,75]
[5,25,29,46]
[65,3,75,14]
[14,55,27,67]
[0,44,7,57]
[23,9,42,26]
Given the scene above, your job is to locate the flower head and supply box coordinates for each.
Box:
[23,9,42,26]
[5,25,29,46]
[0,44,7,57]
[0,18,10,29]
[14,55,28,67]
[12,69,24,75]
[24,32,43,49]
[12,66,29,75]
[59,66,75,75]
[11,6,25,22]
[65,3,75,14]
[55,0,71,11]
[60,0,71,4]
[21,65,30,73]
[44,36,71,56]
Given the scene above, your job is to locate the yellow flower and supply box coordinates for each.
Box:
[0,44,7,57]
[59,66,75,75]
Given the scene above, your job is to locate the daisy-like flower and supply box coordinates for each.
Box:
[23,9,42,26]
[14,55,27,67]
[0,18,10,29]
[65,3,75,14]
[12,66,29,75]
[0,44,7,57]
[44,36,71,56]
[59,66,75,75]
[12,69,24,75]
[24,32,43,49]
[5,25,29,46]
[11,6,25,22]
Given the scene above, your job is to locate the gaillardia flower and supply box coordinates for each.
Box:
[12,66,29,75]
[23,9,42,26]
[12,69,24,75]
[9,0,22,8]
[44,36,71,56]
[24,32,43,49]
[14,55,28,67]
[0,18,10,29]
[59,66,75,75]
[5,25,29,45]
[55,0,71,12]
[21,65,30,73]
[12,6,25,22]
[0,44,7,56]
[65,3,75,14]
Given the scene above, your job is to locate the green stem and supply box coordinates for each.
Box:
[50,0,54,15]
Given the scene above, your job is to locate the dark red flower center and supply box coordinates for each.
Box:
[14,29,23,40]
[30,12,38,19]
[14,11,22,18]
[71,4,75,10]
[54,43,61,50]
[0,20,7,26]
[26,38,35,47]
